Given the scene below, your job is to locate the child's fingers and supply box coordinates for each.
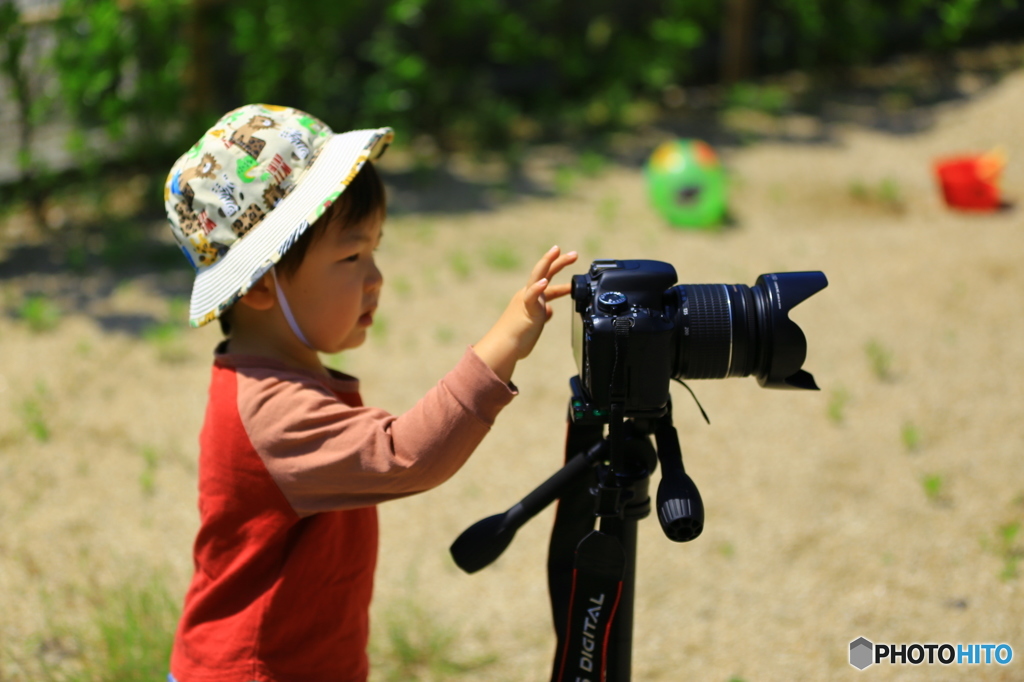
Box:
[528,246,562,286]
[524,278,549,316]
[543,251,578,282]
[543,282,573,300]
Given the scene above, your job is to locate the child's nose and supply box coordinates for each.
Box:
[366,263,383,291]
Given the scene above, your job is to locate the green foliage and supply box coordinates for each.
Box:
[865,339,894,382]
[143,321,190,364]
[996,521,1021,580]
[849,178,905,213]
[34,579,180,681]
[370,313,390,342]
[390,275,413,298]
[93,580,178,681]
[18,295,62,332]
[597,195,620,229]
[373,598,497,681]
[139,445,159,497]
[826,386,850,424]
[51,0,194,161]
[981,520,1023,581]
[482,242,521,271]
[726,82,791,116]
[20,381,52,442]
[901,420,921,452]
[448,249,472,280]
[3,0,1021,209]
[435,325,455,344]
[921,473,945,502]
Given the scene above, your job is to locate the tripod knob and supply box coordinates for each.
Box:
[656,467,704,542]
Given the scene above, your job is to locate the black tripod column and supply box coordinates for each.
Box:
[550,413,656,682]
[598,468,650,681]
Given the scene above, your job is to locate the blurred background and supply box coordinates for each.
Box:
[3,0,1024,211]
[2,1,1023,680]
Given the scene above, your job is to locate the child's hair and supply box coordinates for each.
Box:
[219,160,386,336]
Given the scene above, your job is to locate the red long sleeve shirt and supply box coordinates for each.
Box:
[170,345,516,681]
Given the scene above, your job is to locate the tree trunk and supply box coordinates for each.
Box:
[721,0,757,83]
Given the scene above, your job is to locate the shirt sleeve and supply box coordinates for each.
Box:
[236,346,517,516]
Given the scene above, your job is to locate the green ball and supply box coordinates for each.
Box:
[645,139,727,228]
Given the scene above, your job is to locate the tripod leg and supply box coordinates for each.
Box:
[600,497,640,681]
[549,413,603,679]
[552,530,626,682]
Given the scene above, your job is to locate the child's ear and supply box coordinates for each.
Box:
[237,271,276,311]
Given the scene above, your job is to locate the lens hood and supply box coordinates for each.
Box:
[753,271,828,389]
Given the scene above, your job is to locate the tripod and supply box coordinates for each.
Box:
[450,376,704,682]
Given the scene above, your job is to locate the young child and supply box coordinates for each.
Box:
[163,103,577,681]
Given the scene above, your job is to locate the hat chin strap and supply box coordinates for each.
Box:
[270,267,315,350]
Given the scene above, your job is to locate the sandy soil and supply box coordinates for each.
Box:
[1,66,1023,681]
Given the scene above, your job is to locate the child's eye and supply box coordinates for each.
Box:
[342,253,360,263]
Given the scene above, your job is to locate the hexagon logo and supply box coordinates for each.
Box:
[850,637,874,670]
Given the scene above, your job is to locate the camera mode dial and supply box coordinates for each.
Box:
[597,291,628,314]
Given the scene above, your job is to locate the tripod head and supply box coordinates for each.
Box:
[450,378,703,578]
[449,378,706,682]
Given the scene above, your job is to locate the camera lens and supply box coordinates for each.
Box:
[671,272,828,389]
[673,284,735,379]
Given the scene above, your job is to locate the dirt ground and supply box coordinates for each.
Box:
[1,63,1023,681]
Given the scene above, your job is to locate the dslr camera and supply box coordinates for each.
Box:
[570,259,828,422]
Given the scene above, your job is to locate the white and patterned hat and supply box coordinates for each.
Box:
[164,103,392,327]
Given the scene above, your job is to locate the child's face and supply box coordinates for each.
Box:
[278,213,384,354]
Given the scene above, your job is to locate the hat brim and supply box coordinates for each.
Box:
[187,127,393,327]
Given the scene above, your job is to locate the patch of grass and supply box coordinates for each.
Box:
[24,577,180,682]
[435,325,455,345]
[85,578,180,681]
[865,339,894,382]
[726,82,791,116]
[981,520,1023,581]
[597,195,620,229]
[553,165,576,195]
[20,381,52,442]
[849,178,904,213]
[139,446,159,497]
[901,421,921,452]
[827,386,850,424]
[997,522,1021,580]
[482,242,521,272]
[577,150,607,177]
[168,296,190,322]
[370,314,389,342]
[390,275,413,298]
[448,249,472,280]
[372,598,497,682]
[996,522,1021,580]
[18,295,62,333]
[921,474,945,503]
[143,322,190,364]
[412,221,436,245]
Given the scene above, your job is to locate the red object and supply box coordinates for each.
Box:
[934,154,1004,211]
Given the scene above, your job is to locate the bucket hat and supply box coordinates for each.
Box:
[164,104,392,327]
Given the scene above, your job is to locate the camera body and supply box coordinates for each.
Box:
[571,260,678,420]
[571,259,828,423]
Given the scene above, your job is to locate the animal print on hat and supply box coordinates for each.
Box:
[163,104,392,327]
[165,104,333,271]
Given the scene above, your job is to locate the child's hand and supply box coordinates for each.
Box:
[473,246,579,383]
